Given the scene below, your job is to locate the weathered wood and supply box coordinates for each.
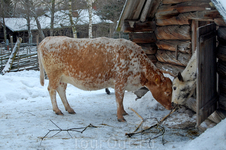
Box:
[155,62,185,77]
[156,40,191,53]
[219,95,226,110]
[123,21,156,33]
[156,2,211,16]
[162,0,210,4]
[192,20,198,55]
[219,76,226,97]
[147,54,157,63]
[129,33,157,43]
[156,50,190,66]
[196,23,217,126]
[156,10,220,26]
[186,97,225,124]
[217,44,226,61]
[138,43,157,54]
[217,60,226,77]
[147,0,162,19]
[1,38,22,75]
[155,26,191,40]
[217,27,226,42]
[214,18,226,26]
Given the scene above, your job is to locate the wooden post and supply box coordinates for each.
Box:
[10,36,13,52]
[192,20,198,56]
[36,35,39,45]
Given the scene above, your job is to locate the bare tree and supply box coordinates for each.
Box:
[86,0,95,38]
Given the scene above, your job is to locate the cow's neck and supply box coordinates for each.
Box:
[140,54,165,85]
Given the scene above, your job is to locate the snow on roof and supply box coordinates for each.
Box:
[2,9,113,32]
[212,0,226,22]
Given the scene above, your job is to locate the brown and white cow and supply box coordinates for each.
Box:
[38,36,172,122]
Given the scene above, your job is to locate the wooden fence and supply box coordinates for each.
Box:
[0,42,39,73]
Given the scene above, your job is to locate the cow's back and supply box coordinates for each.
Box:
[38,36,143,90]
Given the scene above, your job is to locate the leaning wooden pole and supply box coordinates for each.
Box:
[1,38,22,75]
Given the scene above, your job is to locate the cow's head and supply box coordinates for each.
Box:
[172,72,195,107]
[145,75,172,110]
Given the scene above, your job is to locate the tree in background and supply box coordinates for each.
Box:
[95,0,126,37]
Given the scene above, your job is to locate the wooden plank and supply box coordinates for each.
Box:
[155,62,185,77]
[162,0,210,4]
[197,23,217,126]
[155,26,191,40]
[123,21,156,33]
[147,0,162,19]
[156,2,211,15]
[192,20,198,54]
[156,40,191,53]
[129,33,157,43]
[214,18,226,26]
[138,43,157,54]
[218,27,226,42]
[147,54,157,63]
[156,10,221,26]
[155,49,190,66]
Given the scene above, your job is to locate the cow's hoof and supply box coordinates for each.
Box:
[55,111,64,115]
[118,118,126,122]
[123,112,128,116]
[68,110,76,114]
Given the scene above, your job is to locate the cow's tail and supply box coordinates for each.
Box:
[38,48,45,86]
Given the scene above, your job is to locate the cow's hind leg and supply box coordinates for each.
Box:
[48,83,63,115]
[115,82,128,122]
[57,82,76,114]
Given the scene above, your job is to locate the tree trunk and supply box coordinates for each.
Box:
[34,15,45,40]
[1,0,7,42]
[87,0,93,38]
[50,0,55,36]
[68,0,77,38]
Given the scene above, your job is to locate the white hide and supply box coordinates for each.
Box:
[172,50,197,105]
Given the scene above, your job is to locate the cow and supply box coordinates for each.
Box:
[38,36,172,122]
[172,50,197,107]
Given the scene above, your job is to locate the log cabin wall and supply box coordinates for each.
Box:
[117,0,226,112]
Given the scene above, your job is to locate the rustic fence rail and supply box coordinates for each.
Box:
[0,42,39,74]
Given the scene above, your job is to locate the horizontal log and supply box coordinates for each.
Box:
[147,54,157,63]
[129,33,157,44]
[156,2,211,16]
[214,18,226,26]
[138,43,157,54]
[123,21,156,33]
[156,49,190,66]
[218,27,226,42]
[217,60,226,77]
[155,26,191,40]
[162,0,210,4]
[156,10,221,26]
[155,62,185,77]
[219,95,226,110]
[217,44,226,61]
[156,40,191,53]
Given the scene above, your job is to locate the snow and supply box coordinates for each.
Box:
[3,9,113,32]
[0,70,225,149]
[212,0,226,22]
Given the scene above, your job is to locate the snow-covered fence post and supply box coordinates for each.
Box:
[1,37,22,75]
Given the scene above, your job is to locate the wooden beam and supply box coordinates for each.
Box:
[138,43,157,54]
[162,0,211,4]
[129,33,157,44]
[123,21,156,33]
[155,62,185,77]
[155,49,190,66]
[156,10,221,26]
[155,25,191,40]
[192,20,198,55]
[140,0,153,22]
[156,40,191,53]
[156,2,211,15]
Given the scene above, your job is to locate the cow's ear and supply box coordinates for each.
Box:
[178,72,184,82]
[154,75,161,85]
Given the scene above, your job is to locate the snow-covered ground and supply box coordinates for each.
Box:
[0,70,225,150]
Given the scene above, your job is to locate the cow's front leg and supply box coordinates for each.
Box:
[115,83,128,122]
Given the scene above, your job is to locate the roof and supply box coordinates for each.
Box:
[2,9,113,32]
[116,0,226,32]
[212,0,226,22]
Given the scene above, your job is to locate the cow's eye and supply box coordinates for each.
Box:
[173,87,176,90]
